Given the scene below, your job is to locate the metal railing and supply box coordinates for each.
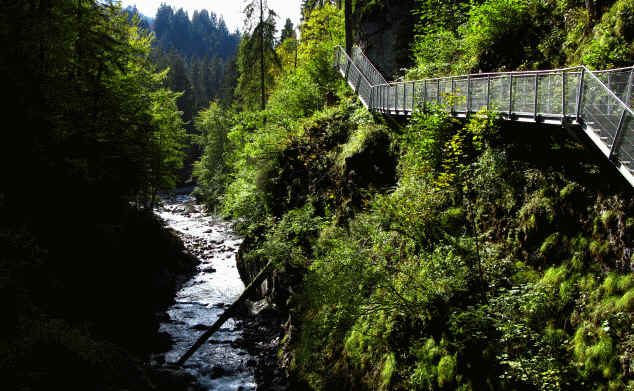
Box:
[334,45,634,187]
[334,46,374,108]
[351,46,389,87]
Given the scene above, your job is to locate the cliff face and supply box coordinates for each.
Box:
[353,0,418,80]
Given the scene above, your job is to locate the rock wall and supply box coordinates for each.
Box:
[353,0,418,80]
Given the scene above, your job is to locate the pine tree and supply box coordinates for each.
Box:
[166,52,194,123]
[280,18,295,43]
[240,0,280,110]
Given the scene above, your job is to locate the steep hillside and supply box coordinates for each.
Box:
[193,1,634,390]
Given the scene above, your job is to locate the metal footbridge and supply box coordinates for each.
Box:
[335,45,634,187]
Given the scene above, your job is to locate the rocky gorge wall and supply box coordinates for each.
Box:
[353,0,418,80]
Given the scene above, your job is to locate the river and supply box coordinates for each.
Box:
[154,195,256,390]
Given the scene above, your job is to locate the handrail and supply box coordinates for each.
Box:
[334,46,374,88]
[375,67,584,86]
[374,66,633,87]
[334,46,375,108]
[334,46,634,187]
[581,65,634,116]
[351,46,389,85]
[593,65,634,74]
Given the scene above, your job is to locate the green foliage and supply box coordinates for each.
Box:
[3,0,189,207]
[191,2,634,391]
[458,0,531,72]
[193,102,234,208]
[410,29,462,77]
[401,106,461,177]
[411,0,634,74]
[267,69,323,120]
[380,352,397,390]
[245,205,324,268]
[410,338,443,389]
[299,4,345,88]
[581,0,634,68]
[237,1,280,110]
[437,354,457,388]
[518,189,556,241]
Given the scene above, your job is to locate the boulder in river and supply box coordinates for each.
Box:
[209,365,231,379]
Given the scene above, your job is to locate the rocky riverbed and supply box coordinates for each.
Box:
[153,195,288,390]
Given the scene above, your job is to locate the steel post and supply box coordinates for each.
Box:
[534,74,539,121]
[466,76,471,114]
[437,79,441,105]
[624,68,634,108]
[610,109,628,159]
[576,68,585,123]
[509,74,513,117]
[451,78,455,114]
[486,75,491,110]
[562,71,566,121]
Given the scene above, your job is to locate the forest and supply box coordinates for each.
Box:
[1,0,633,390]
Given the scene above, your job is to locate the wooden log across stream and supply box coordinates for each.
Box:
[176,260,275,366]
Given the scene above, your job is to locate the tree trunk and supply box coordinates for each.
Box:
[344,0,353,53]
[260,0,266,110]
[585,0,596,21]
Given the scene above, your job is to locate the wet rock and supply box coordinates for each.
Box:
[200,265,216,273]
[150,353,165,366]
[230,338,245,348]
[149,368,204,391]
[210,365,230,379]
[208,339,232,345]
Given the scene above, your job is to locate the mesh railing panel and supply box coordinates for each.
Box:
[488,75,511,113]
[351,46,389,86]
[336,45,634,183]
[470,78,488,112]
[580,71,624,148]
[594,68,633,106]
[536,73,562,115]
[334,46,373,107]
[617,112,634,164]
[453,78,468,112]
[339,45,632,121]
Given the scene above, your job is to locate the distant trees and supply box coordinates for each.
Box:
[125,4,243,184]
[146,5,242,124]
[280,18,295,42]
[276,20,299,75]
[153,4,239,60]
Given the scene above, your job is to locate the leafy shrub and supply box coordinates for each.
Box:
[582,0,634,68]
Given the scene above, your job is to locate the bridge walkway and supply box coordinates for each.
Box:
[335,46,634,186]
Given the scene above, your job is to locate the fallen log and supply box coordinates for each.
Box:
[176,259,275,366]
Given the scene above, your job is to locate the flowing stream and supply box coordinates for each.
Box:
[155,195,256,390]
